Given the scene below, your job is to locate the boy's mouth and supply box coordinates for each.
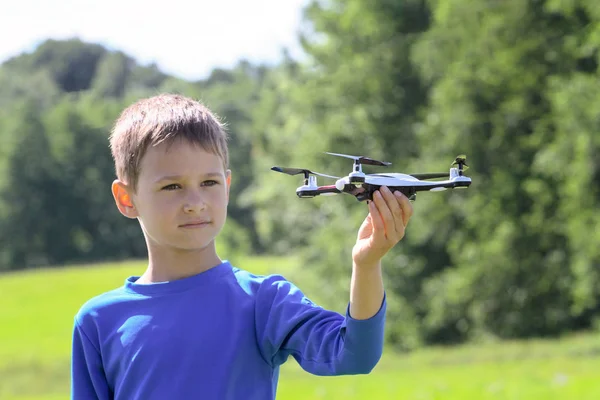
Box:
[179,220,211,228]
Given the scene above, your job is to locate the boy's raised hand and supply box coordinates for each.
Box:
[352,186,413,269]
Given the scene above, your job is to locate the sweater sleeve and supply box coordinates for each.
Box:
[255,275,386,376]
[71,318,112,400]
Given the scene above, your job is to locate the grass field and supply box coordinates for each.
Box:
[1,256,599,399]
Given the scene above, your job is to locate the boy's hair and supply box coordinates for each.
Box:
[109,93,229,191]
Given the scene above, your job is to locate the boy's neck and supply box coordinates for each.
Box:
[137,243,223,284]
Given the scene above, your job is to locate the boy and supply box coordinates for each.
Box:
[71,93,413,399]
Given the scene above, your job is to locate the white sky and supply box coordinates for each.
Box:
[1,0,309,80]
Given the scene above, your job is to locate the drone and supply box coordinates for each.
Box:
[271,152,472,202]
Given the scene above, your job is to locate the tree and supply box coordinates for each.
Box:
[410,0,600,341]
[0,101,61,269]
[91,51,135,98]
[4,38,107,92]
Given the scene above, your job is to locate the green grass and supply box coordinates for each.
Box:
[1,257,599,399]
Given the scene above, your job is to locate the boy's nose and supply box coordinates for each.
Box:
[183,192,207,213]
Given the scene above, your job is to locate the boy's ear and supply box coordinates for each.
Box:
[225,170,232,202]
[111,180,138,219]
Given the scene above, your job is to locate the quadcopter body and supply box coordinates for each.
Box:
[271,152,472,202]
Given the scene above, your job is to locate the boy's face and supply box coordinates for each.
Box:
[113,138,231,253]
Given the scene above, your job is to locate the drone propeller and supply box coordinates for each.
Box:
[403,155,469,180]
[271,167,339,179]
[325,152,391,167]
[451,155,469,171]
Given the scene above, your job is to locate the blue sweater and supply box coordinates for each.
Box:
[71,261,386,399]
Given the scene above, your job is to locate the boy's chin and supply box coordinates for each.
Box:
[172,239,217,253]
[146,230,220,254]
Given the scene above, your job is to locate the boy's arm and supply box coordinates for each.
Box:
[256,187,411,376]
[349,187,412,320]
[348,261,384,320]
[71,319,112,399]
[255,276,387,376]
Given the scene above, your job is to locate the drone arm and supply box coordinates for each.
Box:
[315,185,341,194]
[296,185,341,198]
[408,173,448,180]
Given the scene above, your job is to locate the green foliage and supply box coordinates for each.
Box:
[91,51,135,98]
[4,38,107,93]
[407,0,600,343]
[0,102,59,268]
[0,96,147,270]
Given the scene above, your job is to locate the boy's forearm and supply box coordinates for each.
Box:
[349,261,385,320]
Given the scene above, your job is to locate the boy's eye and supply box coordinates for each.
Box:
[162,184,181,191]
[162,181,217,190]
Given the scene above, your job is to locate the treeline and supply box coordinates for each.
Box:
[0,0,598,349]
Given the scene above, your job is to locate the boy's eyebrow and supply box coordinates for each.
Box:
[154,172,224,183]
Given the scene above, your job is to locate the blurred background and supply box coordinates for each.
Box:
[1,0,599,399]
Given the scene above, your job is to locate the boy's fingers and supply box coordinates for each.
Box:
[394,191,413,227]
[374,189,397,242]
[402,192,414,227]
[381,187,403,234]
[368,200,386,243]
